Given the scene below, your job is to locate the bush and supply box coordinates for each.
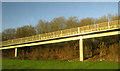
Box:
[99,42,107,57]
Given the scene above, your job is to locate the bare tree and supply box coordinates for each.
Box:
[2,28,16,41]
[78,17,94,27]
[49,16,66,32]
[64,16,79,29]
[16,25,36,38]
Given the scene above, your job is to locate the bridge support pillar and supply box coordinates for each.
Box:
[15,48,17,57]
[79,36,84,61]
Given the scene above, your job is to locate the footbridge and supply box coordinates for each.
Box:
[0,20,120,61]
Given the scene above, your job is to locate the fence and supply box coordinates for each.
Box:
[1,20,119,46]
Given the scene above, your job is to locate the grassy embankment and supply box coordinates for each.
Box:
[2,59,120,69]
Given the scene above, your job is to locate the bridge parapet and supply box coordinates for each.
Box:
[1,20,119,47]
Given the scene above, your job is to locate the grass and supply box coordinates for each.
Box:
[2,59,120,69]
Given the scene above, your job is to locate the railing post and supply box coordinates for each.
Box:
[39,35,41,40]
[61,30,62,36]
[53,32,54,37]
[78,27,80,33]
[108,22,110,29]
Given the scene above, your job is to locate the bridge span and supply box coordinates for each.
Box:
[0,20,120,61]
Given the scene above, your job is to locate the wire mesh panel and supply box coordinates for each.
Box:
[62,29,67,36]
[89,24,96,31]
[52,32,54,38]
[20,38,23,43]
[25,37,29,42]
[32,36,35,41]
[54,31,59,37]
[72,28,76,34]
[93,24,98,31]
[57,31,60,37]
[44,33,47,39]
[41,34,43,40]
[22,37,26,43]
[23,37,27,42]
[6,40,9,45]
[14,39,17,44]
[68,29,72,35]
[62,30,65,36]
[15,39,19,44]
[64,29,68,35]
[83,25,90,32]
[40,34,44,40]
[33,35,37,41]
[54,31,57,38]
[118,20,120,28]
[5,40,9,45]
[65,29,69,35]
[49,32,52,38]
[60,30,63,37]
[46,33,50,39]
[74,28,78,34]
[21,38,25,43]
[37,35,40,40]
[93,24,97,31]
[28,37,31,42]
[80,27,84,33]
[46,33,49,39]
[3,41,7,46]
[98,22,108,30]
[36,35,40,41]
[8,40,12,45]
[96,24,100,31]
[58,31,61,37]
[68,29,71,35]
[17,38,21,44]
[110,20,118,28]
[2,41,7,46]
[47,33,50,39]
[26,37,30,42]
[11,39,14,44]
[70,28,76,34]
[103,22,109,29]
[70,28,74,34]
[24,37,28,42]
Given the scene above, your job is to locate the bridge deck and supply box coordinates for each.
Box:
[1,20,119,47]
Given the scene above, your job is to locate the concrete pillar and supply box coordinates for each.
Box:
[79,36,84,61]
[78,27,80,33]
[15,48,17,57]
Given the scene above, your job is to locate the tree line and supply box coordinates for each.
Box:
[1,14,118,41]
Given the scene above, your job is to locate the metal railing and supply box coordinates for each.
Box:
[1,20,119,46]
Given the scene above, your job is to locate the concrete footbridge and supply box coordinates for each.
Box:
[0,20,120,61]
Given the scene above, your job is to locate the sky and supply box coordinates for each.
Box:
[2,2,118,31]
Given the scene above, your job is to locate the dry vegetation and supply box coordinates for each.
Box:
[2,35,119,62]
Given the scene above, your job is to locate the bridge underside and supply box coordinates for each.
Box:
[1,30,120,61]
